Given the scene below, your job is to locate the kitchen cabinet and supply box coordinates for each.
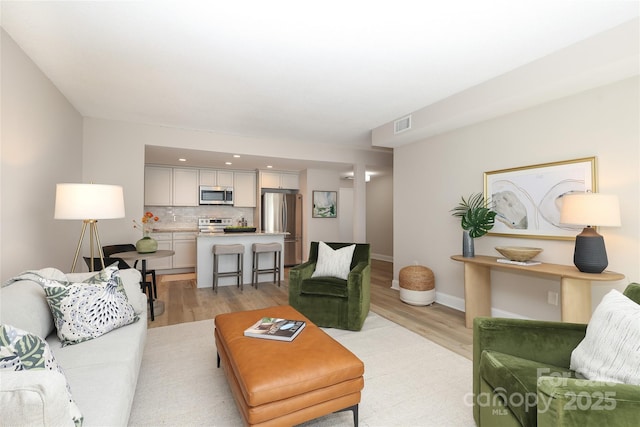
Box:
[173,168,199,206]
[145,232,197,271]
[145,166,173,206]
[260,171,299,190]
[199,169,234,187]
[172,232,197,268]
[233,171,257,207]
[145,166,198,206]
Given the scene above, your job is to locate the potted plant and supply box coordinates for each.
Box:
[451,193,496,257]
[133,211,160,253]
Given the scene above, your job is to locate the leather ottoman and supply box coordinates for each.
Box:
[214,305,364,426]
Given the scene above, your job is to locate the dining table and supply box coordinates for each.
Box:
[110,249,174,321]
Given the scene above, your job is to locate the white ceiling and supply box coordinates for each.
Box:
[2,1,639,158]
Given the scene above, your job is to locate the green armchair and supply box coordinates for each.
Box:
[473,283,640,427]
[288,242,371,331]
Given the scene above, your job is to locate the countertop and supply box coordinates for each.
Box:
[198,231,288,237]
[150,228,199,233]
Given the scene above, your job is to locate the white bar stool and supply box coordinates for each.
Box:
[212,244,244,293]
[251,242,282,288]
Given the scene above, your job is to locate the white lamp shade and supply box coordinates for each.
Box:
[559,193,621,227]
[54,183,125,220]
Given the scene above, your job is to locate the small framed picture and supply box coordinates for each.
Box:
[312,191,337,218]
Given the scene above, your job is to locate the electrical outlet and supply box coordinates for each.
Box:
[547,291,559,306]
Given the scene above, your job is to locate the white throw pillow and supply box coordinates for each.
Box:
[570,289,640,385]
[311,242,356,280]
[43,263,139,346]
[67,268,145,315]
[0,324,83,426]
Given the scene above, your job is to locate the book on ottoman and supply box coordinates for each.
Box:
[244,317,306,342]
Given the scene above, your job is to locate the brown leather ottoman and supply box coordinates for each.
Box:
[215,305,364,426]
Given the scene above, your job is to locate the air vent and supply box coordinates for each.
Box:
[394,115,412,134]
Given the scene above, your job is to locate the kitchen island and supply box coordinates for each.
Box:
[196,232,287,288]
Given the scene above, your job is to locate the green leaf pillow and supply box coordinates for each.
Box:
[0,324,83,426]
[43,263,139,346]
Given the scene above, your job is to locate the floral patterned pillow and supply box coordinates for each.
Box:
[43,263,139,346]
[0,324,83,426]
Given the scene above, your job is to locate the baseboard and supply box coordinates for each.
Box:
[434,292,465,312]
[372,253,393,263]
[394,289,531,320]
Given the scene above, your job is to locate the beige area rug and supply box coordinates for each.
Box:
[128,312,475,426]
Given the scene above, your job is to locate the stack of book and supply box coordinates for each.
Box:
[244,317,306,342]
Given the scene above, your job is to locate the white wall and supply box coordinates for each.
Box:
[394,76,639,320]
[366,173,393,261]
[1,30,83,281]
[303,168,343,249]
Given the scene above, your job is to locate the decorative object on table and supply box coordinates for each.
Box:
[312,190,337,218]
[133,211,160,253]
[399,265,435,306]
[451,193,496,257]
[243,317,306,342]
[484,157,596,239]
[223,226,257,233]
[559,192,621,273]
[495,246,543,262]
[54,183,126,272]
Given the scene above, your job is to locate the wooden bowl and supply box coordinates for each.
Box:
[495,246,543,262]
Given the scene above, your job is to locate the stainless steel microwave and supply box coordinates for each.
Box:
[199,186,233,205]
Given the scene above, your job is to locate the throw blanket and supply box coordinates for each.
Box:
[3,268,67,288]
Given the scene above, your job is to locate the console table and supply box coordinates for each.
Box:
[451,255,624,328]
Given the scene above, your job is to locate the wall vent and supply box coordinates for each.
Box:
[394,115,412,134]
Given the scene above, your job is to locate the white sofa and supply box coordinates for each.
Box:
[0,268,147,426]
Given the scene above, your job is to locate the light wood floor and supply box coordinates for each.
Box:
[148,260,473,359]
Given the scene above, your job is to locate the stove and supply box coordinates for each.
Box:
[198,217,233,233]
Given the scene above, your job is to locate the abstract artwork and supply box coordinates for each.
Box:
[484,157,596,240]
[312,191,337,218]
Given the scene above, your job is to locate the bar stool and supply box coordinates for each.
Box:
[251,242,282,288]
[212,244,245,293]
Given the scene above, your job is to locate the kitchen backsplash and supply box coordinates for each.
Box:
[143,206,255,230]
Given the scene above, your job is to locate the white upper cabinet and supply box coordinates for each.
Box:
[172,168,199,206]
[260,171,299,190]
[145,166,198,206]
[233,171,257,207]
[145,166,173,206]
[280,172,299,190]
[199,169,234,187]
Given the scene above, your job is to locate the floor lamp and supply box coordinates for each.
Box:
[54,183,126,272]
[559,192,621,273]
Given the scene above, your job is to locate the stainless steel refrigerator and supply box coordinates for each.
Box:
[262,192,303,266]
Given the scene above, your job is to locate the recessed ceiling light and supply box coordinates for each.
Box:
[225,162,232,165]
[233,154,241,158]
[267,165,273,168]
[178,158,187,162]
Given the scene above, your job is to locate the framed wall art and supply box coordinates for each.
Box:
[312,191,337,218]
[484,157,597,240]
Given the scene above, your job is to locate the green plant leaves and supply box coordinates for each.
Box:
[462,207,496,238]
[451,193,496,238]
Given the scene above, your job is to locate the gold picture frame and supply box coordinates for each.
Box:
[484,157,597,240]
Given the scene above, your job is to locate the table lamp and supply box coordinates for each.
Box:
[559,192,621,273]
[55,183,125,272]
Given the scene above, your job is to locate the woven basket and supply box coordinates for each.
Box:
[399,266,434,291]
